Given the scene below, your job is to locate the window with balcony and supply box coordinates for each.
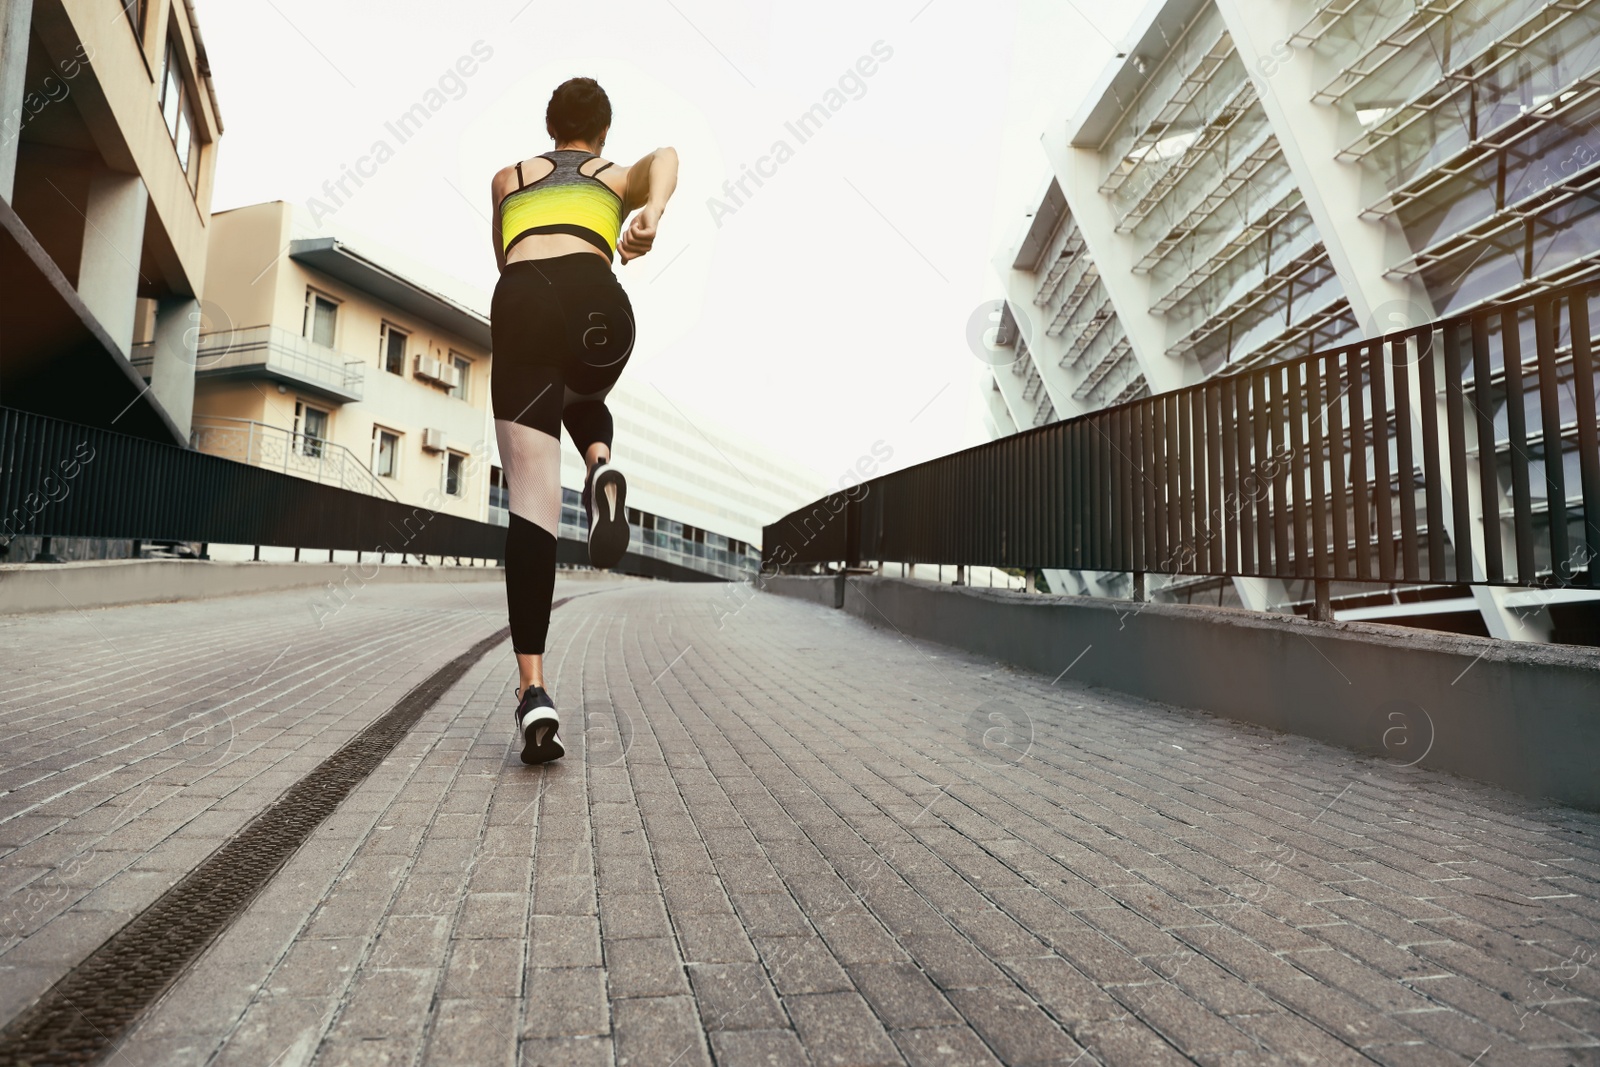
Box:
[159,37,196,178]
[381,324,408,375]
[303,290,338,348]
[373,427,399,478]
[449,352,471,400]
[294,401,329,458]
[443,452,466,497]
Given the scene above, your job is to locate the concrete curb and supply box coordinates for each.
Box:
[0,558,504,614]
[757,573,1600,810]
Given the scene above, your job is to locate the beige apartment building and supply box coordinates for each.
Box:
[177,200,496,523]
[1,0,222,443]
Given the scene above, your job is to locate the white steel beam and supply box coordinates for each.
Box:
[1041,125,1196,396]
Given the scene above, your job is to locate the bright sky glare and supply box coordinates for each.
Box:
[199,0,1141,488]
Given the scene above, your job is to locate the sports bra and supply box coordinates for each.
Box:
[499,150,623,262]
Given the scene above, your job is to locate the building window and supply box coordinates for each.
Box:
[294,401,328,458]
[159,38,196,176]
[372,427,399,478]
[303,290,338,347]
[449,352,471,400]
[124,0,147,42]
[381,324,408,375]
[489,466,508,513]
[443,452,466,497]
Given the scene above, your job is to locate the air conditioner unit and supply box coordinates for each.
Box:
[438,363,462,389]
[422,428,447,452]
[414,354,443,381]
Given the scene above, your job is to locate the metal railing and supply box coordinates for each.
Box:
[765,283,1600,598]
[130,325,366,402]
[190,416,397,501]
[1,407,505,560]
[1,407,761,582]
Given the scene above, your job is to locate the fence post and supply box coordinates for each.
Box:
[1310,578,1333,623]
[845,498,861,569]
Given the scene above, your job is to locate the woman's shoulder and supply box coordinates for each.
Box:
[588,156,627,197]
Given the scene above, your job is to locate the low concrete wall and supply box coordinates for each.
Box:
[756,573,843,608]
[762,575,1600,810]
[0,558,503,614]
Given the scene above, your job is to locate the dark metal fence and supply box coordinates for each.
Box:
[765,283,1600,592]
[1,407,507,560]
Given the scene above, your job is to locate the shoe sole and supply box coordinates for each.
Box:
[588,467,630,569]
[521,715,565,765]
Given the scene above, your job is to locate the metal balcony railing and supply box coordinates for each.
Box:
[765,283,1600,603]
[130,325,366,403]
[190,417,398,501]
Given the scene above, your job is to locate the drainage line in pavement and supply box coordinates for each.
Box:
[0,601,566,1067]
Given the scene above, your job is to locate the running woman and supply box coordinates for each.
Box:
[489,77,678,764]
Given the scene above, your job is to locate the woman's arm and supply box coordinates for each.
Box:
[618,146,678,264]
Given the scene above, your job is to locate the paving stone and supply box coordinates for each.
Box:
[674,911,759,964]
[848,961,961,1028]
[612,995,712,1067]
[210,995,328,1067]
[687,962,787,1031]
[945,985,1087,1065]
[708,1029,809,1067]
[786,992,904,1067]
[1000,954,1126,1026]
[329,967,435,1041]
[892,1025,1004,1067]
[265,936,362,998]
[428,997,518,1066]
[754,935,853,996]
[605,935,689,998]
[443,936,523,999]
[531,914,602,968]
[522,967,609,1039]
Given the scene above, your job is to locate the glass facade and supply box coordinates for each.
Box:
[556,488,761,578]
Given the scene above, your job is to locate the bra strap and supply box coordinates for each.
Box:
[515,161,525,188]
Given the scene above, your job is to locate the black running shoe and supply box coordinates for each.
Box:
[514,686,563,765]
[585,458,629,569]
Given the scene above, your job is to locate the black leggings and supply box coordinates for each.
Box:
[491,254,634,654]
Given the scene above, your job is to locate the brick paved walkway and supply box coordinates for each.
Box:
[1,578,1597,1066]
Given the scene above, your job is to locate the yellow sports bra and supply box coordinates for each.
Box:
[500,150,623,262]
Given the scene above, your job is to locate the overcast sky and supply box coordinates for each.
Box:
[199,0,1140,487]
